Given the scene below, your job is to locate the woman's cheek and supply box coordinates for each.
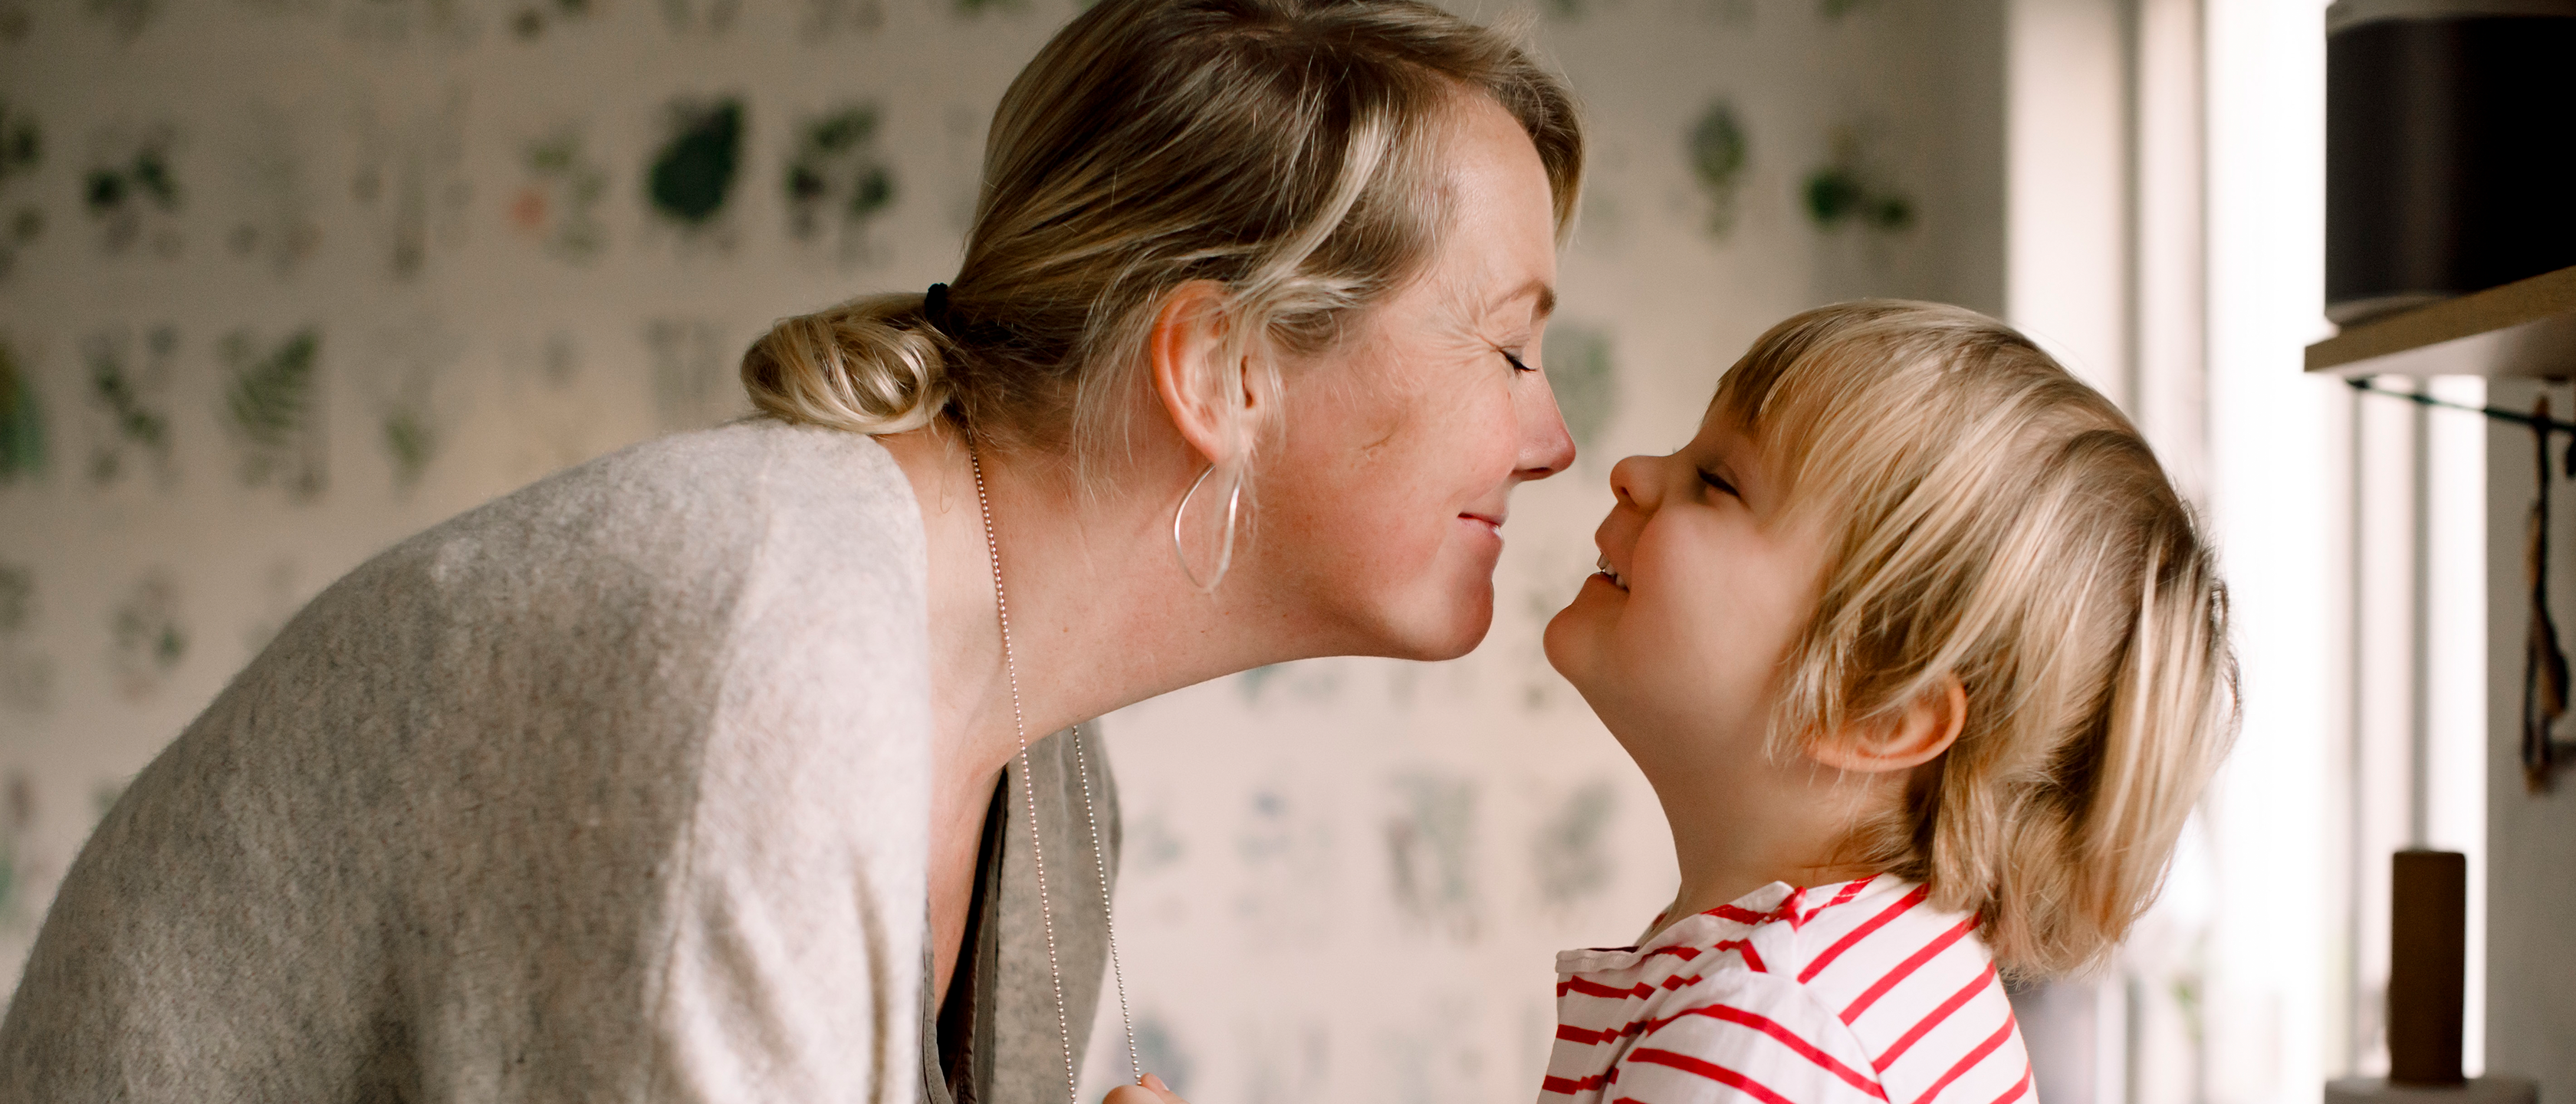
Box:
[1412,375,1513,486]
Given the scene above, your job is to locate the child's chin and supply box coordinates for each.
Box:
[1539,603,1595,684]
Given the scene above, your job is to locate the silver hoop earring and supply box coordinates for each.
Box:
[1172,462,1242,593]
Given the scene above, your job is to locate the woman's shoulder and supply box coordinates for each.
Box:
[328,419,920,625]
[570,417,908,503]
[0,423,939,1102]
[204,416,935,807]
[190,415,932,800]
[483,418,917,560]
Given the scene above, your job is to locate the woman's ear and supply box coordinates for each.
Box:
[1148,281,1261,467]
[1809,675,1967,774]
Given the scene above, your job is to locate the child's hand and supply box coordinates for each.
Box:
[1101,1073,1189,1104]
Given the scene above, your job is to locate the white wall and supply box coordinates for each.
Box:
[2482,378,2576,1097]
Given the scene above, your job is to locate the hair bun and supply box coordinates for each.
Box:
[740,291,951,435]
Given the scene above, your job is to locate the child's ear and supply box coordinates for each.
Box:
[1810,675,1967,774]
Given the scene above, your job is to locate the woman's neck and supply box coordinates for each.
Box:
[879,419,1307,779]
[882,416,1316,1007]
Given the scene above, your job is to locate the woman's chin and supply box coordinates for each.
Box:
[1372,580,1493,662]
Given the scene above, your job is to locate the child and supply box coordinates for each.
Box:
[1536,301,2236,1104]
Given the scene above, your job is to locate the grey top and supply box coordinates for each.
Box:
[0,420,1117,1104]
[928,729,1120,1104]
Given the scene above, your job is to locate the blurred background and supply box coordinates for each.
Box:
[0,0,2555,1101]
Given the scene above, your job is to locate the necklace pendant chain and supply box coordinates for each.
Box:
[971,445,1141,1100]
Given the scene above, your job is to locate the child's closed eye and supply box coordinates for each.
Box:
[1700,469,1740,498]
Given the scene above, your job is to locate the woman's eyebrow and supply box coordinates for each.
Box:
[1487,278,1556,323]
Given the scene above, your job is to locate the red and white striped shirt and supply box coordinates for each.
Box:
[1537,875,2031,1104]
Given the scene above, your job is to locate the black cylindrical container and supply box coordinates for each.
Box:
[2387,849,2467,1086]
[2326,0,2576,324]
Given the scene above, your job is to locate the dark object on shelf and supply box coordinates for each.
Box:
[2388,849,2466,1085]
[2325,0,2576,324]
[2326,852,2536,1104]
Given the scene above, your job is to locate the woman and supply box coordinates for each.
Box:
[0,0,1582,1099]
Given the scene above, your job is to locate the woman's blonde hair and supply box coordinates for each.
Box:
[741,0,1582,474]
[1717,301,2239,978]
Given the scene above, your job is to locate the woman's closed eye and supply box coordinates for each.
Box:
[1500,349,1537,374]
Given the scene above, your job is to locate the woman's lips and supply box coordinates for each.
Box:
[1459,513,1503,539]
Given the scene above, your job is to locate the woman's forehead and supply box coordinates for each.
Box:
[1431,99,1557,291]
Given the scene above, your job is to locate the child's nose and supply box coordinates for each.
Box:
[1608,453,1664,513]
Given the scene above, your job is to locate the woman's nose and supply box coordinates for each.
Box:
[1517,386,1577,481]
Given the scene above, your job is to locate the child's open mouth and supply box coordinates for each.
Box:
[1594,554,1628,591]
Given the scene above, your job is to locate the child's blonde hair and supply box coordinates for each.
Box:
[1715,301,2238,978]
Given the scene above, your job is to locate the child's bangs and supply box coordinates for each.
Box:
[1707,303,1977,529]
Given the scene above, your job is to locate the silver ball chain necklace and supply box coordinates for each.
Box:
[969,443,1141,1101]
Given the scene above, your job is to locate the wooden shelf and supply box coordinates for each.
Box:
[2306,264,2576,378]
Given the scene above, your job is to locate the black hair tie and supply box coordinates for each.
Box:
[922,283,953,331]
